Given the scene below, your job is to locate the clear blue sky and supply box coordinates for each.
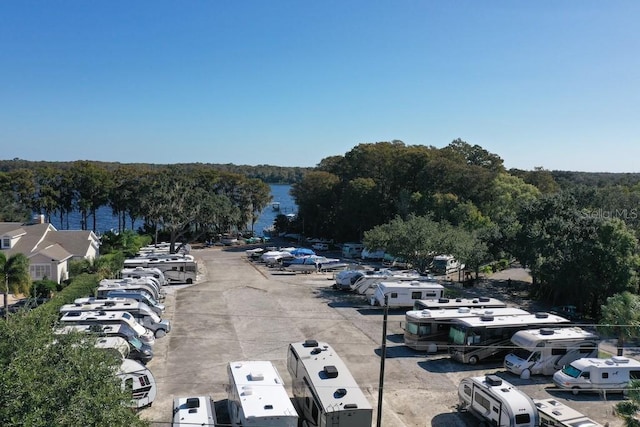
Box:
[1,1,638,172]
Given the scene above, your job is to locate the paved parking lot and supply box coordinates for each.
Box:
[139,247,623,427]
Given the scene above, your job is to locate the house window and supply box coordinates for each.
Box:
[30,264,51,280]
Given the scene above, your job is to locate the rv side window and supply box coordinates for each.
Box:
[631,370,640,379]
[602,372,609,379]
[462,384,471,396]
[551,348,567,356]
[515,414,531,425]
[287,349,298,377]
[580,345,597,354]
[390,293,398,299]
[411,291,421,300]
[474,392,491,411]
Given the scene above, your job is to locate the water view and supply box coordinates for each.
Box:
[48,184,296,237]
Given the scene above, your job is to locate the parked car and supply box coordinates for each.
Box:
[4,297,49,315]
[551,305,583,320]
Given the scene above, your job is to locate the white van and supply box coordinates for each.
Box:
[341,242,364,259]
[172,395,217,427]
[504,327,600,378]
[458,375,539,427]
[552,356,640,395]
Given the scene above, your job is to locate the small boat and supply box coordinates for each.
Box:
[271,202,280,211]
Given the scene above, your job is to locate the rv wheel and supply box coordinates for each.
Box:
[572,387,580,395]
[520,369,531,380]
[155,330,166,338]
[186,278,193,284]
[468,355,479,365]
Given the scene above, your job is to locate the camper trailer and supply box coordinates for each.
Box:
[431,255,462,275]
[458,375,539,427]
[287,339,373,427]
[60,299,171,338]
[97,291,165,315]
[118,358,157,409]
[97,278,164,302]
[172,396,217,427]
[59,310,156,346]
[534,398,605,427]
[552,356,640,395]
[351,270,427,295]
[121,266,167,286]
[370,280,444,307]
[504,327,600,378]
[227,360,298,427]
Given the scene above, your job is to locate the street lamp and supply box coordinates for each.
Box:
[376,293,389,427]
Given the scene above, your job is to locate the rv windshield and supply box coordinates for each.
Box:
[449,325,467,345]
[561,364,582,378]
[128,336,143,350]
[405,321,431,336]
[512,348,532,360]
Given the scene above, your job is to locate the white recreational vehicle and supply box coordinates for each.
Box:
[95,291,165,315]
[458,375,539,427]
[287,339,373,427]
[413,297,507,311]
[227,360,298,427]
[534,398,605,427]
[370,280,444,307]
[341,242,364,259]
[97,278,164,302]
[172,396,217,427]
[59,310,156,346]
[118,358,157,409]
[351,270,427,295]
[60,299,171,338]
[404,307,529,352]
[504,327,600,378]
[552,356,640,395]
[123,255,197,284]
[121,266,167,286]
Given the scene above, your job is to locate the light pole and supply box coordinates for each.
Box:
[376,293,389,427]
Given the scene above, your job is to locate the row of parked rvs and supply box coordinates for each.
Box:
[173,340,373,427]
[54,262,177,410]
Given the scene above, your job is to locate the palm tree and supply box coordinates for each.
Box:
[1,252,31,319]
[599,291,640,356]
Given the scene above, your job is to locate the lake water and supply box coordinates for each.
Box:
[48,184,296,237]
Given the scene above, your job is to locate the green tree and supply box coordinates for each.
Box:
[599,292,640,357]
[615,380,640,426]
[1,253,31,319]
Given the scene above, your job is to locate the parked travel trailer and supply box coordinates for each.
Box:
[121,266,167,286]
[227,360,298,427]
[458,375,539,427]
[413,297,507,311]
[360,248,385,260]
[341,242,364,259]
[287,339,373,427]
[334,269,369,290]
[431,254,462,275]
[370,280,445,307]
[118,358,157,409]
[534,398,605,427]
[351,270,427,295]
[404,307,529,352]
[59,310,156,346]
[123,255,197,284]
[552,356,640,395]
[55,324,153,364]
[60,299,171,338]
[98,290,165,315]
[448,312,571,364]
[504,327,600,378]
[172,396,217,427]
[97,278,164,302]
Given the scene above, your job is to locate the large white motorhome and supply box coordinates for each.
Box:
[404,307,530,352]
[60,299,171,338]
[227,360,299,427]
[172,396,217,427]
[534,398,605,427]
[76,294,164,316]
[504,327,600,378]
[287,340,373,427]
[59,310,156,346]
[351,269,425,295]
[413,297,507,311]
[431,254,463,275]
[458,375,539,427]
[55,324,153,364]
[121,266,167,286]
[98,278,164,302]
[118,358,157,409]
[370,280,444,307]
[552,356,640,395]
[123,255,197,284]
[448,312,571,365]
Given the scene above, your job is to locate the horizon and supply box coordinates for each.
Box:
[2,2,639,173]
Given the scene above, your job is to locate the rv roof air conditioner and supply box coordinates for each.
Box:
[611,356,630,364]
[249,372,264,381]
[485,375,502,386]
[458,307,470,313]
[535,312,549,318]
[455,298,462,302]
[438,298,449,303]
[323,365,339,378]
[303,339,319,347]
[480,314,495,321]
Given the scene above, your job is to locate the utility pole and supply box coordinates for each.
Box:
[376,293,389,427]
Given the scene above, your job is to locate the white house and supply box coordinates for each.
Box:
[0,216,100,284]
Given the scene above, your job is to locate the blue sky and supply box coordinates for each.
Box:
[1,1,638,172]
